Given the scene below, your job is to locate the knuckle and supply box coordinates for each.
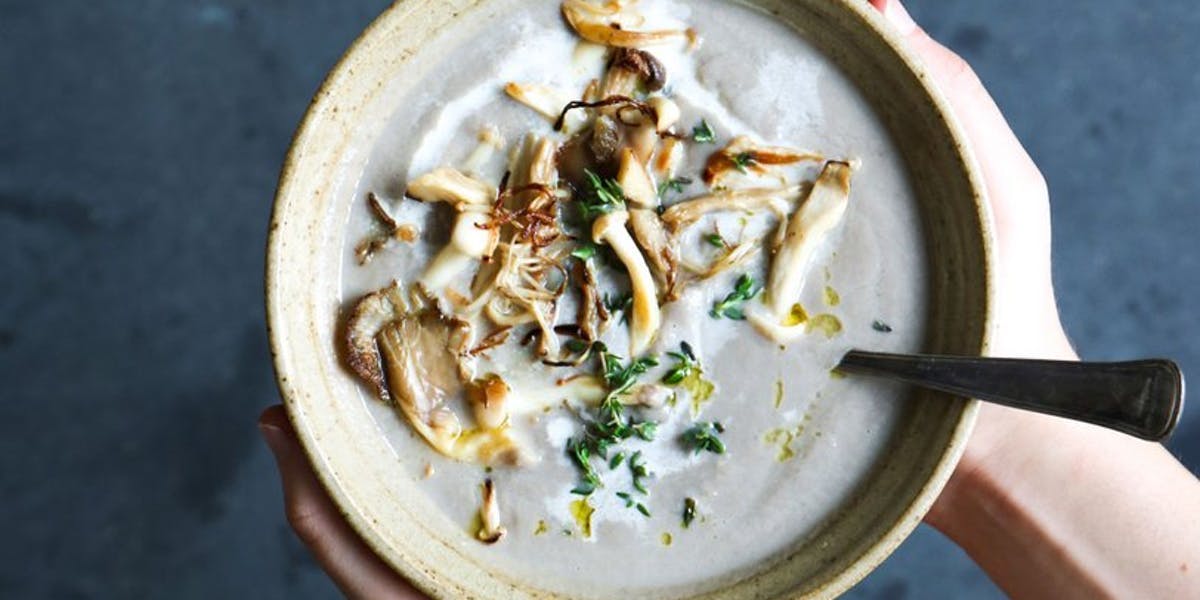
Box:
[286,497,330,547]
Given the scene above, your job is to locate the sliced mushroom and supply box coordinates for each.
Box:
[593,210,661,356]
[345,282,411,402]
[660,185,804,231]
[647,96,681,132]
[477,479,507,544]
[562,0,689,48]
[407,167,498,209]
[601,47,668,97]
[627,208,680,301]
[375,304,530,466]
[702,136,823,187]
[573,258,607,341]
[617,148,657,209]
[653,136,685,180]
[505,83,587,134]
[421,210,500,291]
[466,374,511,430]
[764,161,854,320]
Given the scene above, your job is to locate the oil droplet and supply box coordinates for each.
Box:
[661,532,673,547]
[823,286,841,307]
[764,424,805,462]
[806,314,843,338]
[784,303,809,327]
[570,498,595,539]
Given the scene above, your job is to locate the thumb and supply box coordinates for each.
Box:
[868,0,1063,358]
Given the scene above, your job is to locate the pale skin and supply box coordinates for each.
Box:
[257,1,1200,597]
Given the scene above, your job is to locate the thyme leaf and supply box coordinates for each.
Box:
[692,119,716,144]
[682,422,727,455]
[710,274,760,320]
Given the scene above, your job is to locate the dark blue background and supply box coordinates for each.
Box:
[2,1,1196,598]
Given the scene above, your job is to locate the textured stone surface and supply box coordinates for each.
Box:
[0,1,1195,598]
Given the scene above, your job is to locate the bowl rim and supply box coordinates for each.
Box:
[265,1,997,597]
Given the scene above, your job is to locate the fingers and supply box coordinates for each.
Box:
[259,405,427,600]
[868,0,1063,356]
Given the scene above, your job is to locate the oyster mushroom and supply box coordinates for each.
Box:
[660,186,805,232]
[593,210,661,356]
[505,83,587,134]
[761,160,854,322]
[345,283,529,466]
[702,136,823,187]
[421,210,500,291]
[344,282,410,402]
[476,479,506,544]
[616,148,658,209]
[377,305,529,466]
[406,167,497,209]
[466,373,511,431]
[601,47,668,97]
[627,208,680,301]
[562,0,689,48]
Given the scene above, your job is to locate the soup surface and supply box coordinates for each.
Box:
[339,0,928,594]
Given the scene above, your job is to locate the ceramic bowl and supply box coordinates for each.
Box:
[266,0,995,597]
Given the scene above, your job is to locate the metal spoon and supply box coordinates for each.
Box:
[837,351,1186,442]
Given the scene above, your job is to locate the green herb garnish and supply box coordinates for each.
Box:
[571,244,597,260]
[682,498,697,528]
[692,119,716,144]
[705,233,726,248]
[657,176,694,200]
[609,451,626,469]
[630,450,651,494]
[731,151,756,173]
[581,169,626,220]
[682,422,727,455]
[662,341,698,385]
[872,320,893,333]
[711,274,760,320]
[604,292,634,324]
[636,503,651,517]
[565,348,660,495]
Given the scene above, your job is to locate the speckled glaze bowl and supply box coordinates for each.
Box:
[266,0,996,597]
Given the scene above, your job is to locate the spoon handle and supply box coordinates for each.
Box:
[838,351,1186,441]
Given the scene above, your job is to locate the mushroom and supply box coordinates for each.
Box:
[476,479,506,544]
[660,186,805,232]
[421,210,500,291]
[762,161,854,321]
[627,208,680,300]
[616,148,658,209]
[653,136,685,180]
[592,210,661,356]
[462,126,505,177]
[345,283,529,466]
[505,83,587,133]
[406,167,497,209]
[466,373,511,430]
[376,302,529,465]
[601,47,668,97]
[702,136,823,187]
[573,258,607,341]
[562,0,689,48]
[344,282,411,402]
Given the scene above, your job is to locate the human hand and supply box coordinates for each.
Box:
[258,405,429,600]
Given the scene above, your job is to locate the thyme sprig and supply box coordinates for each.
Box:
[711,274,760,320]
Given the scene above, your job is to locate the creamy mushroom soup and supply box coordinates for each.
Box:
[339,0,927,594]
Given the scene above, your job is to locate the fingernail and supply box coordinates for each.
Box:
[884,0,919,35]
